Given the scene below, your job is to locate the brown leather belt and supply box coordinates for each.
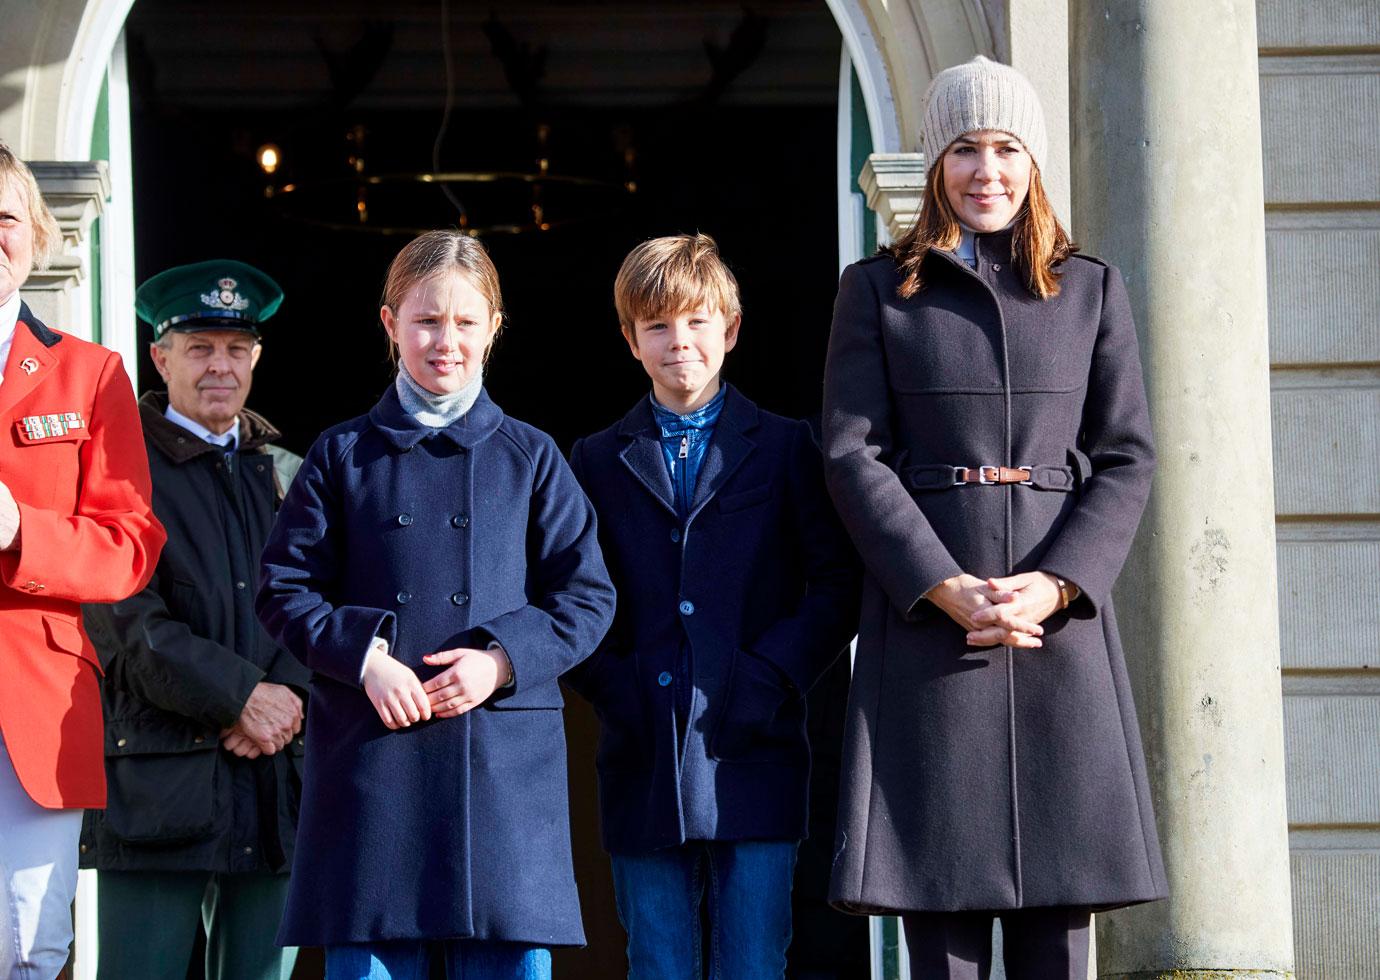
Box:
[954,466,1031,486]
[902,462,1085,492]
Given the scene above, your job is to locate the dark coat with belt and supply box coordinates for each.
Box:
[256,386,615,947]
[822,233,1168,914]
[566,386,860,853]
[80,392,308,872]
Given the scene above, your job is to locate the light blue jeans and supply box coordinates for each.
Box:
[611,840,798,980]
[324,940,550,980]
[0,732,83,980]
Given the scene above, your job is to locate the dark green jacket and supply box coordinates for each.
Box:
[80,392,308,873]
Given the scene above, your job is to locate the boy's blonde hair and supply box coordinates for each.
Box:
[613,233,741,332]
[0,143,62,271]
[381,229,505,361]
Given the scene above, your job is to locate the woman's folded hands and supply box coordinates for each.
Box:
[926,571,1067,649]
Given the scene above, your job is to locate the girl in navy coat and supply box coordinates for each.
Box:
[256,230,615,979]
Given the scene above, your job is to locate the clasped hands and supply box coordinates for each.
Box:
[925,571,1067,649]
[221,682,303,758]
[361,641,514,731]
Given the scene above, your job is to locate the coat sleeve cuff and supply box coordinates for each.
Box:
[475,606,561,694]
[309,607,397,687]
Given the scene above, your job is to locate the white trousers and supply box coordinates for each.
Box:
[0,733,82,980]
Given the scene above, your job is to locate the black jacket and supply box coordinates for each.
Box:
[80,392,309,873]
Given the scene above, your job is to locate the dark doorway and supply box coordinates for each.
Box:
[125,1,865,977]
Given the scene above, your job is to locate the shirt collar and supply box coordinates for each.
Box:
[164,402,239,450]
[650,386,727,434]
[0,292,21,348]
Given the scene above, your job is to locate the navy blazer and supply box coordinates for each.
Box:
[566,385,860,853]
[256,387,615,946]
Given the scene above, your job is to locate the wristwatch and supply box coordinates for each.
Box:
[1055,576,1080,610]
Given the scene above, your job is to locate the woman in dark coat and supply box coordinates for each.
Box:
[256,231,615,979]
[822,56,1167,979]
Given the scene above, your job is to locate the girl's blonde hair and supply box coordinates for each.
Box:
[613,233,741,332]
[887,151,1074,300]
[0,143,62,272]
[381,230,505,361]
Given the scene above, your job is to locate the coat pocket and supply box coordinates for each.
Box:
[710,649,804,762]
[486,678,566,710]
[102,721,221,844]
[42,614,101,675]
[718,483,772,514]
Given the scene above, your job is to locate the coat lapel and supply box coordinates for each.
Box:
[0,305,62,422]
[686,385,756,521]
[616,399,677,517]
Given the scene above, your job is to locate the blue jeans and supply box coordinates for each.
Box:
[324,940,551,980]
[611,840,798,980]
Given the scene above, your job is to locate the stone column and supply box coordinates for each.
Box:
[998,0,1072,226]
[858,153,926,242]
[25,161,109,337]
[1069,2,1294,977]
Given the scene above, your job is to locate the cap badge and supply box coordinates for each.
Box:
[201,276,250,312]
[19,357,38,375]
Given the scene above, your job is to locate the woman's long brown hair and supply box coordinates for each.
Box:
[887,154,1075,300]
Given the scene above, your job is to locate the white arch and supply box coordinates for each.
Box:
[826,0,993,155]
[824,0,902,154]
[56,0,137,159]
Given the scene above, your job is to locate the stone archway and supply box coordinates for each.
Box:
[0,0,135,159]
[3,0,999,191]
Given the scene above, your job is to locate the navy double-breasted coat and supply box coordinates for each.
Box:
[256,387,615,947]
[823,235,1168,914]
[566,386,860,853]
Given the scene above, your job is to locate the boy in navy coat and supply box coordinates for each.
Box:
[566,233,860,979]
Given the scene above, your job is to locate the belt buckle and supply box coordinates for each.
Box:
[977,466,998,485]
[1015,465,1034,486]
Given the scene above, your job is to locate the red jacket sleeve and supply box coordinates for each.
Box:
[0,352,164,601]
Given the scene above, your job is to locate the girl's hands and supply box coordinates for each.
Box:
[422,647,514,718]
[965,572,1067,648]
[361,646,432,730]
[925,572,1045,649]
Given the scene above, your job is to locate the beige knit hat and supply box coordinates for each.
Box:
[921,55,1048,173]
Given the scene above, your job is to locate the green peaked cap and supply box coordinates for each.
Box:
[135,259,283,339]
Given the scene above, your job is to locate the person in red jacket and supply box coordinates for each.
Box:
[0,144,164,979]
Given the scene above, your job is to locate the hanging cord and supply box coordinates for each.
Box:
[432,0,468,222]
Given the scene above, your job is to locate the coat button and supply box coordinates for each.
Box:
[194,736,205,744]
[451,592,469,606]
[678,600,695,616]
[243,846,254,855]
[397,513,413,526]
[451,515,470,528]
[658,671,673,687]
[992,263,1002,271]
[235,581,246,590]
[80,844,88,854]
[670,528,681,543]
[396,591,411,604]
[116,738,127,747]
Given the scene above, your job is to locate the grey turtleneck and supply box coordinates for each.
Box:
[395,363,483,427]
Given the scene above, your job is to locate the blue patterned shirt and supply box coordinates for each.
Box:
[650,387,727,520]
